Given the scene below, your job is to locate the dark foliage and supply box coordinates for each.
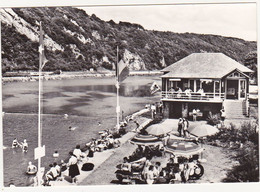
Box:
[206,111,221,126]
[207,121,259,182]
[1,7,257,73]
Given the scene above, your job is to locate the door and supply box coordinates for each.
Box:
[226,80,238,99]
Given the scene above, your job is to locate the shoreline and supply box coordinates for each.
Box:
[47,108,152,186]
[2,70,163,83]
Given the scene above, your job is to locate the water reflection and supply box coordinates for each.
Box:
[61,84,152,97]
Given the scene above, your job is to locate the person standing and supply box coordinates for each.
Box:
[21,139,28,152]
[192,109,197,121]
[183,118,190,138]
[134,121,140,132]
[67,152,80,183]
[220,107,226,126]
[151,104,156,119]
[73,145,82,161]
[177,118,184,137]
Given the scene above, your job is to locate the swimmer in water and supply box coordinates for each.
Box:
[68,126,76,131]
[64,114,68,119]
[12,138,19,148]
[27,161,37,173]
[21,139,28,152]
[53,150,59,158]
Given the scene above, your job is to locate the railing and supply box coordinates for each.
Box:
[161,91,225,101]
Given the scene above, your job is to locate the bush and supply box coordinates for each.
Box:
[206,111,221,126]
[207,121,259,182]
[223,141,259,182]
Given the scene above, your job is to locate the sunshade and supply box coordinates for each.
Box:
[189,124,219,138]
[146,123,173,136]
[165,139,203,156]
[130,134,162,146]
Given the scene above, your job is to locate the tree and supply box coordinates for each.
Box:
[244,51,257,84]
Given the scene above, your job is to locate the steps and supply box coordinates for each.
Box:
[223,100,247,119]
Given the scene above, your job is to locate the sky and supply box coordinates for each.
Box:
[80,3,257,41]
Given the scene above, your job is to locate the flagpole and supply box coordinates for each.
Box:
[116,46,120,130]
[37,22,43,186]
[0,20,4,188]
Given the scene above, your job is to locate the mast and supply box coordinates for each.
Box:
[0,19,4,188]
[116,46,120,130]
[37,22,43,186]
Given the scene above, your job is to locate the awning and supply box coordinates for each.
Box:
[169,78,181,81]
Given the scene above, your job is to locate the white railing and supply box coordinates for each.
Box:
[161,91,225,101]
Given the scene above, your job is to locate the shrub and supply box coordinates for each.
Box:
[223,141,259,182]
[206,111,221,126]
[207,121,259,182]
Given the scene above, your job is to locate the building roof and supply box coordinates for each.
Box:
[161,53,253,79]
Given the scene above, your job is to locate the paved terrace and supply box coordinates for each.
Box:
[49,117,253,186]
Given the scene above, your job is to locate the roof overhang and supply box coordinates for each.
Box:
[222,68,250,79]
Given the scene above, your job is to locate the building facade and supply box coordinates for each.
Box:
[161,53,253,119]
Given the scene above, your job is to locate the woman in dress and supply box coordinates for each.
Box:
[67,151,80,183]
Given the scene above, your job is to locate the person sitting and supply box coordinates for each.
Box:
[53,162,61,177]
[27,161,37,174]
[146,165,155,184]
[142,158,152,180]
[107,136,114,149]
[184,87,192,97]
[166,158,174,170]
[12,138,19,148]
[60,160,67,172]
[121,157,132,173]
[45,164,58,183]
[155,169,168,184]
[87,146,94,158]
[131,157,147,172]
[169,87,175,92]
[197,87,205,97]
[154,162,162,178]
[53,151,59,158]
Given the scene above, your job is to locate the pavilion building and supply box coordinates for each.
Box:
[160,53,253,119]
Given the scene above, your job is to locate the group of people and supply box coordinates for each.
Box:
[168,87,205,99]
[44,144,87,185]
[177,118,190,138]
[86,130,121,153]
[12,138,28,152]
[149,102,163,119]
[117,146,201,184]
[192,108,201,121]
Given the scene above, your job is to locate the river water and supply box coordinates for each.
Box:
[2,75,161,186]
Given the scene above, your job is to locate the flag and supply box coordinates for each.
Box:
[116,59,129,82]
[39,22,48,70]
[150,82,161,94]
